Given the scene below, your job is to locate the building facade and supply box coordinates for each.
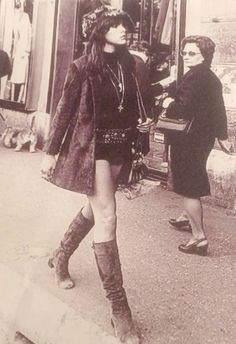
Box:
[0,0,235,212]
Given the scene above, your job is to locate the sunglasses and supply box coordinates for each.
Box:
[180,51,201,57]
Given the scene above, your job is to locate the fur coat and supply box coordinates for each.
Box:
[44,54,151,195]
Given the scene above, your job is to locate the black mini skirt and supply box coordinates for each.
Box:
[95,127,133,164]
[95,142,132,165]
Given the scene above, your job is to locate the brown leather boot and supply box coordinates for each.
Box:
[48,208,94,289]
[93,240,140,343]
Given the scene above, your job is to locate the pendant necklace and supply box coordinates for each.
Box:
[106,62,125,112]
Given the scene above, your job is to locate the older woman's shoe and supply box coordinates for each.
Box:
[178,238,208,256]
[169,218,192,232]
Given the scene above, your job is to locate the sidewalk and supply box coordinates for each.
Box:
[0,146,236,344]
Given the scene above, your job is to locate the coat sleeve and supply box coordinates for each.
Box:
[44,62,83,155]
[134,56,154,119]
[166,68,229,139]
[213,80,228,140]
[166,71,199,119]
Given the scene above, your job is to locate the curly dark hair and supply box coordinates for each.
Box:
[181,35,216,67]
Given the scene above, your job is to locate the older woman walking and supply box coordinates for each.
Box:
[162,35,232,255]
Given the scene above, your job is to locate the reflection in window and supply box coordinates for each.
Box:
[0,0,33,104]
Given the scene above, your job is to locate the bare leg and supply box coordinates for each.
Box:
[82,164,125,228]
[183,196,207,245]
[88,160,122,243]
[89,160,140,343]
[81,199,94,222]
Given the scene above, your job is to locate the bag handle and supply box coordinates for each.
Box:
[133,75,147,122]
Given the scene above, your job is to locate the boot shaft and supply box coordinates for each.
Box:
[93,240,139,342]
[61,209,94,255]
[93,241,123,291]
[48,208,94,289]
[93,240,129,307]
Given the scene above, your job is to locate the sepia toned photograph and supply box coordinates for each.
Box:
[1,1,236,343]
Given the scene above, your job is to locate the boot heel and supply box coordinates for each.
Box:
[48,257,54,268]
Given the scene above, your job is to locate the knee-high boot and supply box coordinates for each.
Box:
[93,240,140,344]
[48,208,94,289]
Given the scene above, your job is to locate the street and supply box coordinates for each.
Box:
[0,146,236,344]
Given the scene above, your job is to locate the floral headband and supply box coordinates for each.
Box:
[82,5,134,39]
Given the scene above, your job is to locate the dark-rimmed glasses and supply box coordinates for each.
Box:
[180,51,201,57]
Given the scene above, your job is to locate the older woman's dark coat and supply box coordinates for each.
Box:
[44,54,151,195]
[166,63,228,198]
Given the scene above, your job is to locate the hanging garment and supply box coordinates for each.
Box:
[160,0,174,45]
[153,0,170,43]
[10,11,31,84]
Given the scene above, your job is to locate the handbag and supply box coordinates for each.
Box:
[128,132,149,184]
[156,109,194,134]
[128,76,150,184]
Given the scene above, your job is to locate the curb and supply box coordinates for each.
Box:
[0,264,120,344]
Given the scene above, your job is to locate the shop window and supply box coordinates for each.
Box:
[124,0,178,178]
[0,0,33,108]
[0,0,57,112]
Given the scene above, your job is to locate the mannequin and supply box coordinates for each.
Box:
[10,0,31,103]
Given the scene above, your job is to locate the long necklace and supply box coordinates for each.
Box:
[106,62,125,112]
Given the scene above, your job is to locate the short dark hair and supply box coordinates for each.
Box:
[181,35,216,66]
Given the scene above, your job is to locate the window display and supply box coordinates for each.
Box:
[0,0,33,104]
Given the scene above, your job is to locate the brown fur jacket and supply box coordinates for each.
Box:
[44,53,152,195]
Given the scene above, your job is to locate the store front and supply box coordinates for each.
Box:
[0,0,235,210]
[0,0,57,111]
[0,0,179,168]
[0,0,58,145]
[0,0,178,119]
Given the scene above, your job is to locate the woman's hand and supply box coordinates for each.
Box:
[162,97,174,109]
[40,154,56,181]
[156,65,177,89]
[218,139,234,155]
[137,117,153,133]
